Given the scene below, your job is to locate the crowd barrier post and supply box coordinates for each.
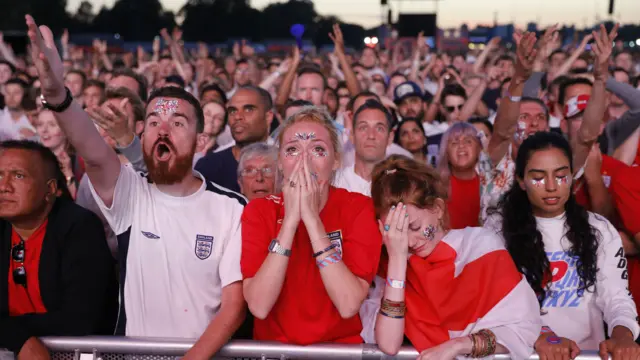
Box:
[39,336,610,360]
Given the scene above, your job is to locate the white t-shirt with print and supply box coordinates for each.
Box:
[88,165,246,338]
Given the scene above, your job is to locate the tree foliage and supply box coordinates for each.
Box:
[0,0,365,47]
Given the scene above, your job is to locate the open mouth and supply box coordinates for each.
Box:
[155,142,172,161]
[543,197,560,205]
[252,188,270,195]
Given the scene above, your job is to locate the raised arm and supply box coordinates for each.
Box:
[487,31,537,166]
[408,32,427,84]
[26,15,120,206]
[275,46,301,116]
[572,24,618,171]
[0,33,18,66]
[472,37,500,74]
[523,26,559,97]
[550,34,593,81]
[330,24,361,96]
[259,59,290,91]
[458,70,490,121]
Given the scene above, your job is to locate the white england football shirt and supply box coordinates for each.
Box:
[89,164,246,338]
[333,165,372,197]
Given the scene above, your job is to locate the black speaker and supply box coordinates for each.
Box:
[608,0,614,14]
[388,9,393,25]
[381,0,388,5]
[397,14,437,37]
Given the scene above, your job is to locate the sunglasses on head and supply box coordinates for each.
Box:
[11,240,26,286]
[445,105,463,113]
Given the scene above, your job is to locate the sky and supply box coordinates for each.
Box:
[68,0,640,29]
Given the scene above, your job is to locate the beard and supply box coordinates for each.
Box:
[143,137,195,185]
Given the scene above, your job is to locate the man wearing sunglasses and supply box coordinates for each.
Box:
[0,140,117,359]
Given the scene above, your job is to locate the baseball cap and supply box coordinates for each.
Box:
[393,81,423,104]
[564,94,590,119]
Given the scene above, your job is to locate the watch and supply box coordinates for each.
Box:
[40,87,73,113]
[268,239,291,257]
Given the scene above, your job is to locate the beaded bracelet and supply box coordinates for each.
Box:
[478,329,496,356]
[379,298,406,318]
[316,252,342,269]
[313,243,338,258]
[386,277,406,289]
[379,309,405,319]
[468,329,497,358]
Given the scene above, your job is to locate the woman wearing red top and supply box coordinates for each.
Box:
[436,122,482,229]
[366,156,540,360]
[241,106,382,344]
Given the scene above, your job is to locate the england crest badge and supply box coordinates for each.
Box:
[195,234,214,260]
[327,230,343,256]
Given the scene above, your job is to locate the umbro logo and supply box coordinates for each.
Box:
[141,231,160,239]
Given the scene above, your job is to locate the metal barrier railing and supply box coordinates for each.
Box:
[39,336,608,360]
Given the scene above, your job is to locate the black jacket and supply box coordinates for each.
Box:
[0,198,118,352]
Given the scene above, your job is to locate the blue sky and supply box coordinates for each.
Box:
[69,0,639,29]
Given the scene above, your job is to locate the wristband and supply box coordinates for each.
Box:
[540,326,553,334]
[316,252,342,269]
[546,336,562,345]
[386,277,405,289]
[313,244,338,258]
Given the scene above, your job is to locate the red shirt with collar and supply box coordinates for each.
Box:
[8,220,48,316]
[447,175,480,229]
[241,187,382,345]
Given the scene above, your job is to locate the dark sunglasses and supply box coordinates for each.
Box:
[11,240,26,286]
[445,104,463,113]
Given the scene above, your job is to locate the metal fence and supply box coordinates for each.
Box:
[35,337,610,360]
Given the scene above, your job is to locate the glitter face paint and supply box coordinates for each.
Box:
[294,132,316,141]
[531,178,546,187]
[514,121,527,142]
[154,98,179,115]
[423,225,436,241]
[556,175,571,186]
[310,147,328,157]
[284,148,300,157]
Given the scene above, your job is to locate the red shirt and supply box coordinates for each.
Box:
[447,175,480,229]
[632,143,640,167]
[604,164,640,315]
[241,187,382,344]
[8,220,48,316]
[574,155,627,209]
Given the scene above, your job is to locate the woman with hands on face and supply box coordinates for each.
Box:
[363,155,541,360]
[241,106,382,344]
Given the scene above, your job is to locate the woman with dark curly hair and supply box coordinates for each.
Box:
[487,131,640,360]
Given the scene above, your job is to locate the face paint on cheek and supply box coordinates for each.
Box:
[311,148,328,157]
[556,175,571,186]
[154,99,179,115]
[530,178,546,187]
[514,121,526,142]
[423,225,436,241]
[284,148,300,157]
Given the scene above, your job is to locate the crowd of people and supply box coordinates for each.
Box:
[0,12,639,360]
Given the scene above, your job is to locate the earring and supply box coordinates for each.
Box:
[423,225,436,241]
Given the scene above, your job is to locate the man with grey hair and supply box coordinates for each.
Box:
[237,142,278,202]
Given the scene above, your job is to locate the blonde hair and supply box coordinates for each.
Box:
[436,122,481,193]
[276,106,342,164]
